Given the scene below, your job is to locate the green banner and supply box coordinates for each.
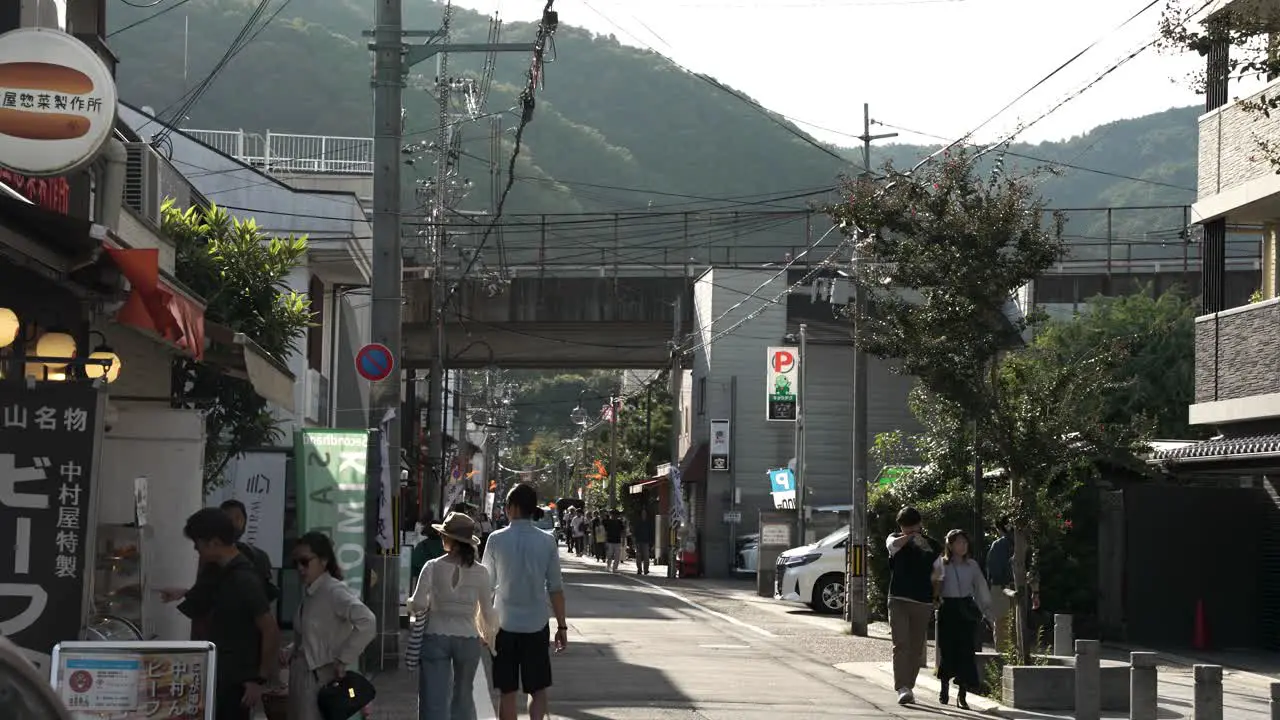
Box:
[295,429,372,599]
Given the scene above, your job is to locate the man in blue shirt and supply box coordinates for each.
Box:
[482,483,569,720]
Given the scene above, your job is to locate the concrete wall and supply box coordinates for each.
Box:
[1194,298,1280,403]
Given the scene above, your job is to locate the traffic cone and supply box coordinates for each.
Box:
[1192,599,1209,651]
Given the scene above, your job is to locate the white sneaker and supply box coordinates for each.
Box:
[897,688,914,705]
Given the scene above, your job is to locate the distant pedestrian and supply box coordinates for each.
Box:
[287,532,376,720]
[986,517,1014,651]
[592,512,606,562]
[570,509,586,557]
[885,506,942,706]
[934,529,991,709]
[412,512,446,591]
[632,507,654,575]
[482,483,569,720]
[603,510,626,573]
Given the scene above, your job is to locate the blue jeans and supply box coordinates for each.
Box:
[419,633,484,720]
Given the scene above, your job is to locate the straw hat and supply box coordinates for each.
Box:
[432,511,481,547]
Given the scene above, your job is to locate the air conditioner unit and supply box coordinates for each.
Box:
[123,142,192,225]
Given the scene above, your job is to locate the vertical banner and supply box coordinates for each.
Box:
[376,409,395,551]
[0,383,100,666]
[206,450,288,568]
[669,467,686,527]
[709,419,730,472]
[295,429,371,599]
[766,346,798,421]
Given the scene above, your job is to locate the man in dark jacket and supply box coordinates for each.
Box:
[632,507,654,576]
[885,506,941,706]
[220,500,277,598]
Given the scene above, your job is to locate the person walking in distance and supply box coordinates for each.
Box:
[172,509,280,720]
[603,510,625,573]
[886,506,942,706]
[986,517,1014,652]
[482,483,568,720]
[632,507,654,576]
[569,508,586,557]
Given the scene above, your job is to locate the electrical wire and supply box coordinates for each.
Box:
[116,0,169,7]
[445,0,558,295]
[107,0,195,37]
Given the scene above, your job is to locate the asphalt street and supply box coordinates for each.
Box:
[368,550,989,719]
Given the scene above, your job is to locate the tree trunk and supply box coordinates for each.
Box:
[1010,474,1033,664]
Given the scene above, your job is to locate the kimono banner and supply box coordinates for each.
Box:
[0,383,102,669]
[295,429,371,599]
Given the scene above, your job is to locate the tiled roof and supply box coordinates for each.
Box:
[1152,434,1280,461]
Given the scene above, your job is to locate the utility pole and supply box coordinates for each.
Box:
[794,324,808,545]
[367,2,542,665]
[849,103,895,637]
[369,0,406,670]
[608,395,619,508]
[667,295,682,578]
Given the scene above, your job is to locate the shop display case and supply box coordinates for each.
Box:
[90,523,150,639]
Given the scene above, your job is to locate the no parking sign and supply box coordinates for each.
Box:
[356,343,395,382]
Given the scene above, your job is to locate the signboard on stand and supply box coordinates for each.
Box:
[709,419,730,471]
[0,383,100,671]
[765,347,798,421]
[51,641,216,719]
[295,429,371,599]
[205,450,288,568]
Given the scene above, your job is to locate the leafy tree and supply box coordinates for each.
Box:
[1033,286,1202,439]
[1157,1,1280,170]
[828,151,1135,660]
[163,201,311,490]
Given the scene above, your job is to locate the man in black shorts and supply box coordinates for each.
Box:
[482,483,568,720]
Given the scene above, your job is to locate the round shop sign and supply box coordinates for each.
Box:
[0,28,119,177]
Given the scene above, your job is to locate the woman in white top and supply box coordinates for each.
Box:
[931,529,993,709]
[408,511,498,720]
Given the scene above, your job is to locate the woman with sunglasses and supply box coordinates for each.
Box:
[286,531,376,720]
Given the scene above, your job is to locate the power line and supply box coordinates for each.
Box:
[107,0,195,37]
[872,121,1196,192]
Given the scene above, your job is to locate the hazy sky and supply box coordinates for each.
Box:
[450,0,1229,149]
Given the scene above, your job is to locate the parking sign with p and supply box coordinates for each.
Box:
[766,346,798,421]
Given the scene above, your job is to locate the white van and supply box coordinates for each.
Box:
[773,527,850,614]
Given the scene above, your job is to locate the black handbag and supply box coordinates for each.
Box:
[316,670,376,720]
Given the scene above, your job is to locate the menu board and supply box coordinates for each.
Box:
[50,641,215,720]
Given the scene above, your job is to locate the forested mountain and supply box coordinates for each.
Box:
[107,0,1198,240]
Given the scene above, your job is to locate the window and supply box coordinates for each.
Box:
[306,275,324,372]
[697,377,706,416]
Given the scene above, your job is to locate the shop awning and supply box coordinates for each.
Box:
[628,442,709,494]
[0,192,123,296]
[203,321,296,412]
[104,246,205,359]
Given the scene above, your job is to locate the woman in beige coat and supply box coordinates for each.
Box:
[287,531,376,720]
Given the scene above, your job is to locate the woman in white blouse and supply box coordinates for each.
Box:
[931,529,993,709]
[408,511,498,720]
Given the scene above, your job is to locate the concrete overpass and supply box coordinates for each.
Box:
[177,128,1254,367]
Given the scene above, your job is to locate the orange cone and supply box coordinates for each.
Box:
[1192,599,1209,651]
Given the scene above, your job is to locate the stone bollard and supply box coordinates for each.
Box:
[1054,613,1074,656]
[1129,651,1159,720]
[1193,664,1223,720]
[1270,681,1280,720]
[1075,639,1101,720]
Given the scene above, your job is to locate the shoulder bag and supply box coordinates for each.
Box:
[404,563,432,668]
[948,563,984,624]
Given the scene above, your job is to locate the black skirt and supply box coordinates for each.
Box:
[936,597,981,688]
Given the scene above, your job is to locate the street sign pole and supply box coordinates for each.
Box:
[795,324,807,545]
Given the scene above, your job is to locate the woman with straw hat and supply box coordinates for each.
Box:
[407,511,499,720]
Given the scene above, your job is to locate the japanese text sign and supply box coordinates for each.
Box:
[0,383,100,666]
[52,641,215,719]
[295,429,371,599]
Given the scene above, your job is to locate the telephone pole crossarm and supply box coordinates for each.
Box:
[407,42,537,68]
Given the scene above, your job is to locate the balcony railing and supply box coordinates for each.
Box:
[1195,299,1280,405]
[181,129,374,175]
[1198,76,1280,201]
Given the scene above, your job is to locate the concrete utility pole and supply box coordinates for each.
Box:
[794,323,808,545]
[667,295,682,578]
[849,103,895,637]
[608,395,619,508]
[368,0,538,666]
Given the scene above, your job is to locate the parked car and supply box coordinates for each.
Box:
[773,527,850,614]
[735,533,760,573]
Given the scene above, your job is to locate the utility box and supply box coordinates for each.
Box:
[757,510,795,598]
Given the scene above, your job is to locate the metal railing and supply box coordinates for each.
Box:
[182,128,374,175]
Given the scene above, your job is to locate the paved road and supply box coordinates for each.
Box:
[369,551,978,719]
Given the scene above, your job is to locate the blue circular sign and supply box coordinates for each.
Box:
[355,343,395,382]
